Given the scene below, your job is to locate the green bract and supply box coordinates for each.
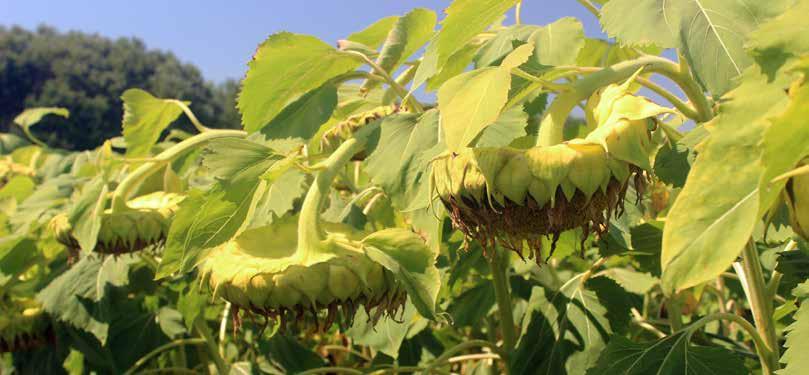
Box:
[199,219,406,332]
[432,74,670,261]
[785,161,809,241]
[320,105,399,160]
[50,191,185,255]
[0,299,52,353]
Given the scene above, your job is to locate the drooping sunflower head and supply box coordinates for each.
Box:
[320,105,399,160]
[50,192,185,255]
[432,73,670,262]
[198,219,406,332]
[0,299,53,353]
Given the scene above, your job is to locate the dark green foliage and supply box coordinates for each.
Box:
[0,26,239,150]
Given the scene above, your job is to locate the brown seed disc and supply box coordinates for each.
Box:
[442,170,645,263]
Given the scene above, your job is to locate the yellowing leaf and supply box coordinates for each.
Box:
[238,33,362,133]
[438,68,511,152]
[759,83,809,214]
[121,89,185,157]
[661,68,789,294]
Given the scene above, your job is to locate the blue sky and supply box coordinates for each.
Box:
[2,1,603,83]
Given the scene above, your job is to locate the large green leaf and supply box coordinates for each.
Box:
[364,111,442,210]
[576,39,661,68]
[260,83,338,141]
[759,82,809,215]
[747,0,809,77]
[156,138,278,278]
[600,0,677,48]
[0,236,37,287]
[437,67,511,152]
[586,334,748,374]
[68,177,108,253]
[262,335,325,373]
[362,228,441,319]
[600,0,791,96]
[367,8,436,91]
[529,17,585,68]
[347,16,400,49]
[780,281,809,374]
[238,33,362,133]
[412,0,519,90]
[121,89,185,157]
[37,255,136,344]
[475,25,539,67]
[661,68,789,294]
[512,275,612,375]
[471,105,529,148]
[670,0,792,96]
[425,42,480,91]
[346,300,419,358]
[447,282,495,326]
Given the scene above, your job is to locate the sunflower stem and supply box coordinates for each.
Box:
[111,129,245,212]
[297,123,379,259]
[734,240,780,374]
[534,55,711,147]
[489,250,517,354]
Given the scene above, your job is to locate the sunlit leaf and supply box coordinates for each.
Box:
[475,25,539,67]
[347,16,400,49]
[661,68,789,294]
[586,334,748,374]
[600,0,676,48]
[512,276,612,375]
[780,280,809,374]
[13,107,69,129]
[238,33,362,133]
[365,111,442,210]
[747,0,809,77]
[412,0,519,90]
[121,89,186,157]
[346,300,418,358]
[471,105,528,148]
[529,17,585,68]
[438,67,511,151]
[366,8,436,92]
[260,83,338,141]
[157,138,277,278]
[759,83,809,215]
[37,255,136,343]
[362,228,440,319]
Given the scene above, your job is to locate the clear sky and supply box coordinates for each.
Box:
[2,1,603,83]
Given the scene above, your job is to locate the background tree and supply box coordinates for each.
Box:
[0,25,240,150]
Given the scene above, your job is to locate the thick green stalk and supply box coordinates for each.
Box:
[123,338,206,375]
[111,129,245,212]
[687,312,773,362]
[535,55,711,147]
[489,250,517,353]
[194,317,229,374]
[666,292,684,333]
[735,241,780,374]
[297,125,376,258]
